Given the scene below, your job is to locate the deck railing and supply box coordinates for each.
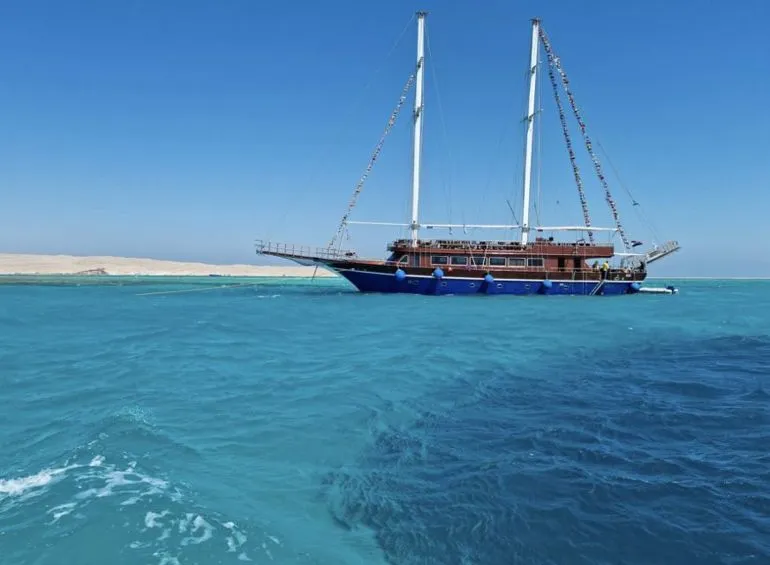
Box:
[387,238,611,251]
[254,240,357,261]
[623,240,680,269]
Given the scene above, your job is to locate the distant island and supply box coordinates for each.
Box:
[0,253,337,278]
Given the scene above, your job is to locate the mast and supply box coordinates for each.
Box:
[520,18,540,245]
[409,11,427,247]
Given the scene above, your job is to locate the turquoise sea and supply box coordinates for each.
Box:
[1,276,768,565]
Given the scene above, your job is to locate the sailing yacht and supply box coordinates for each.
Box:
[256,13,680,296]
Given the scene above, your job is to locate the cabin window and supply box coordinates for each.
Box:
[488,257,507,267]
[431,256,448,265]
[508,258,526,268]
[528,258,544,268]
[557,257,566,271]
[398,255,409,264]
[573,258,582,270]
[470,256,486,266]
[450,256,468,266]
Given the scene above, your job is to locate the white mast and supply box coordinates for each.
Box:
[520,18,540,245]
[409,11,427,247]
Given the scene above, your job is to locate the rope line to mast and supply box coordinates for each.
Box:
[595,138,663,245]
[328,71,417,250]
[542,42,594,243]
[426,26,454,226]
[265,14,415,247]
[538,26,631,250]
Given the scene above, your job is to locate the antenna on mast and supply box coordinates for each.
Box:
[520,17,540,245]
[409,11,427,247]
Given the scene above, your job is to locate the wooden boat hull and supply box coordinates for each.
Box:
[258,248,643,296]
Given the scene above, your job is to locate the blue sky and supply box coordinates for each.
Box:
[1,0,768,277]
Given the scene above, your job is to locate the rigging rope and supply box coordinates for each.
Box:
[595,139,662,244]
[542,48,594,243]
[269,14,416,247]
[328,70,417,250]
[426,27,454,226]
[538,27,631,250]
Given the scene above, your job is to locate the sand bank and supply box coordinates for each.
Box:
[0,253,337,277]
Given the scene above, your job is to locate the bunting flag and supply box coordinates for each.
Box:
[543,46,594,243]
[539,27,632,251]
[328,67,418,252]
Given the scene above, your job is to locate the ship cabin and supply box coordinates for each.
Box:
[386,238,626,275]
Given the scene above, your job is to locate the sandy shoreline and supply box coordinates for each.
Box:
[0,253,337,278]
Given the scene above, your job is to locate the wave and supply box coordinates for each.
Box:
[0,400,392,565]
[0,448,285,565]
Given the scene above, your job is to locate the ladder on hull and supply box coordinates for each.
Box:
[589,280,605,296]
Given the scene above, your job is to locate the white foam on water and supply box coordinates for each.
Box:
[178,512,194,533]
[10,454,294,564]
[120,495,141,506]
[8,454,174,531]
[0,469,56,495]
[75,461,169,503]
[224,520,249,555]
[180,514,214,546]
[235,530,247,546]
[145,510,170,529]
[154,551,180,565]
[47,502,77,523]
[128,509,265,561]
[262,541,274,560]
[89,455,105,467]
[0,463,78,498]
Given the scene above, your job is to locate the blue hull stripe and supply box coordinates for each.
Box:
[336,269,641,296]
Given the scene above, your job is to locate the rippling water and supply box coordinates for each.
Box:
[1,276,768,564]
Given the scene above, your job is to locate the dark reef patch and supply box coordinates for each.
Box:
[321,335,770,565]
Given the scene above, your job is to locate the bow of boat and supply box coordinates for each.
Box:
[254,239,371,270]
